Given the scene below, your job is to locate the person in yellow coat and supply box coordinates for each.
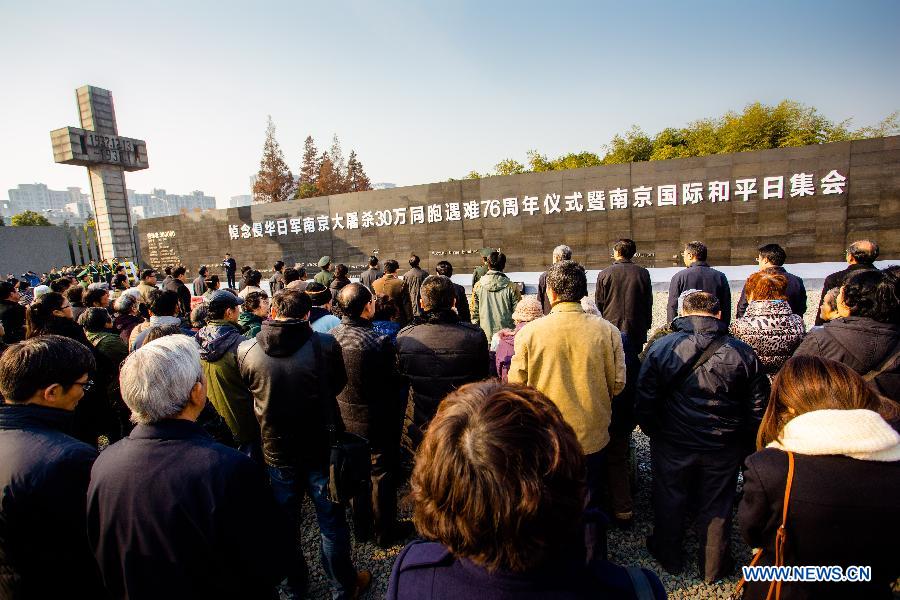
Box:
[508,259,625,512]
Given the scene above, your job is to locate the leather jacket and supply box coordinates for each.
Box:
[238,318,346,469]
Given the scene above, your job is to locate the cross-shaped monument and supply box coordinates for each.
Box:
[50,85,149,260]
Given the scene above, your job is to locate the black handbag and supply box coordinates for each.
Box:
[311,333,371,505]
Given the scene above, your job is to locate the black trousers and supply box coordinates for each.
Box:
[649,438,740,582]
[351,446,399,543]
[226,270,236,289]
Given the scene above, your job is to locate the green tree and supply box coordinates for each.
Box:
[602,125,654,164]
[466,100,899,175]
[295,135,320,199]
[11,210,52,226]
[494,158,526,176]
[526,150,552,172]
[252,116,295,203]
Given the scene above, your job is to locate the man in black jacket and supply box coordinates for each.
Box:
[667,241,733,326]
[0,335,104,599]
[636,291,769,583]
[397,275,489,451]
[88,334,291,600]
[434,260,471,322]
[595,239,652,353]
[223,253,237,289]
[332,284,409,547]
[359,255,382,293]
[814,239,879,325]
[537,244,572,315]
[164,266,192,316]
[403,255,429,318]
[0,281,26,343]
[735,243,807,318]
[238,290,370,599]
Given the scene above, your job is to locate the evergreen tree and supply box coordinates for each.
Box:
[346,150,373,191]
[329,134,349,193]
[252,116,295,203]
[295,135,319,199]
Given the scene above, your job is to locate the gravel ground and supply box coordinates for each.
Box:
[295,288,825,598]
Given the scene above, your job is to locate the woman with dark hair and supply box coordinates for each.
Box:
[730,270,805,376]
[66,285,87,322]
[26,292,86,344]
[738,356,900,600]
[237,269,262,299]
[202,274,220,300]
[388,380,665,599]
[329,264,351,293]
[372,295,402,344]
[26,293,115,445]
[113,265,129,291]
[793,269,899,399]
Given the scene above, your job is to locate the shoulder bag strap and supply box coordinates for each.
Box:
[730,450,795,600]
[310,333,337,445]
[770,450,795,600]
[862,348,899,382]
[821,327,896,382]
[672,335,729,390]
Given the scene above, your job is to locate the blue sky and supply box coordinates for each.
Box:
[1,0,898,208]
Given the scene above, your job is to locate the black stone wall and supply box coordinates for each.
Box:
[138,136,899,278]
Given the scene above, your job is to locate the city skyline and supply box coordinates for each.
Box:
[2,1,898,211]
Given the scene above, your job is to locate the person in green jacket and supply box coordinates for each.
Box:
[238,290,269,339]
[314,255,335,287]
[471,251,522,342]
[195,290,260,460]
[80,307,130,439]
[472,247,492,287]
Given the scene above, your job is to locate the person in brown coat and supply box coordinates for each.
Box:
[373,260,413,325]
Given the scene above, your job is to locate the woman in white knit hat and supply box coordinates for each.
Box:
[737,355,900,600]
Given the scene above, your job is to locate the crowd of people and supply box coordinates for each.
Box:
[0,239,898,599]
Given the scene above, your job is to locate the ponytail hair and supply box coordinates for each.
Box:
[26,292,66,338]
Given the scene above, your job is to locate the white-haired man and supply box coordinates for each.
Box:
[86,335,291,599]
[537,244,572,314]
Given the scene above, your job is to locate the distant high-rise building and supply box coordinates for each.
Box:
[229,194,253,208]
[7,184,92,225]
[372,182,396,190]
[127,188,216,221]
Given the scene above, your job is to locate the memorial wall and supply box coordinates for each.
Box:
[137,136,899,276]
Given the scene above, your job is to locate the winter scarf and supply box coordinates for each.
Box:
[768,409,900,462]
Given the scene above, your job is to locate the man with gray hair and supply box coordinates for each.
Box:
[815,239,879,325]
[87,335,291,599]
[537,244,572,314]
